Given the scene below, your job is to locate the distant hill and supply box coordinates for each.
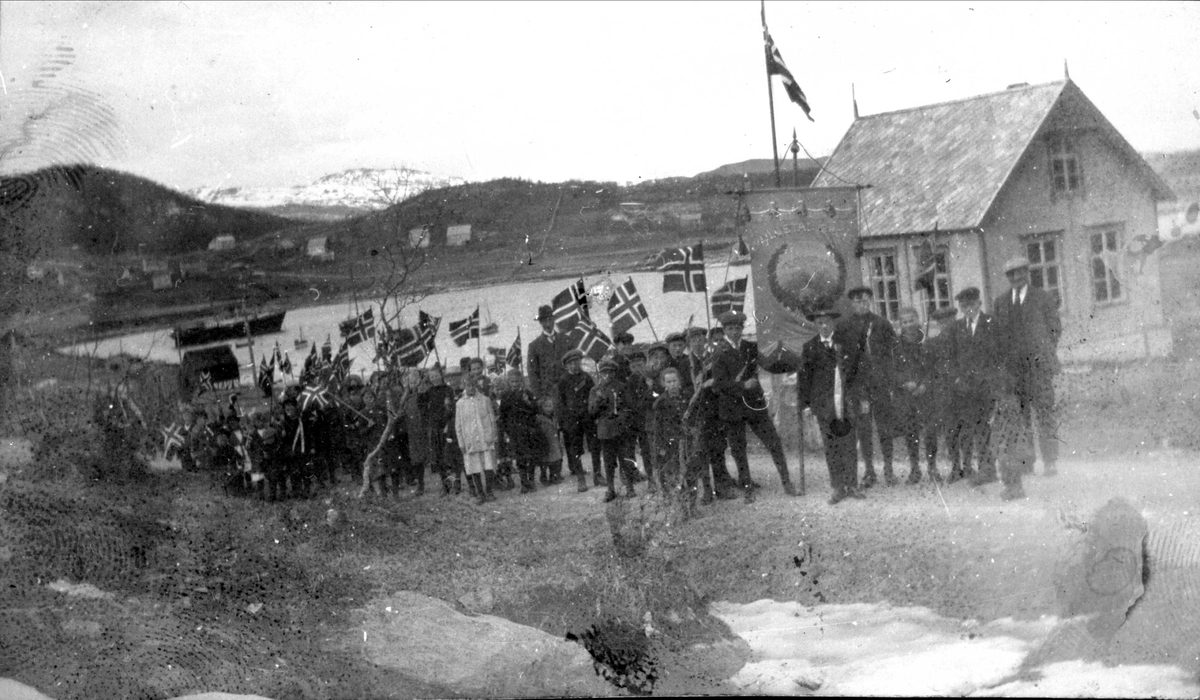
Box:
[187,167,467,220]
[2,165,292,257]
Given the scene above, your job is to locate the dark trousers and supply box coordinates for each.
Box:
[563,427,587,475]
[600,436,633,493]
[817,416,858,492]
[585,423,603,475]
[950,390,994,475]
[744,406,790,484]
[722,419,752,488]
[852,386,896,474]
[1014,371,1058,468]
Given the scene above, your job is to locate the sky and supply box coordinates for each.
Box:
[2,1,1199,192]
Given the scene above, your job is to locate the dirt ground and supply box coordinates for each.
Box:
[2,350,1199,698]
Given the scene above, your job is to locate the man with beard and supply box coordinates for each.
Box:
[528,305,573,402]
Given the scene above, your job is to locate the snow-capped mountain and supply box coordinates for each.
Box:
[187,167,466,218]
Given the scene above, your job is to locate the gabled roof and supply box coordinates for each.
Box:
[813,80,1174,238]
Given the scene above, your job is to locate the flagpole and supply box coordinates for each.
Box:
[701,240,713,330]
[763,0,782,189]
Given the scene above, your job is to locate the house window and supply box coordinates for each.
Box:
[1047,133,1082,194]
[1089,225,1124,303]
[865,249,901,321]
[1025,235,1063,308]
[912,244,953,316]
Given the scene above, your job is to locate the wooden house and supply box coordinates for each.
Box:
[814,79,1175,362]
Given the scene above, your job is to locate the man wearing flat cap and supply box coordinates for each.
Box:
[946,286,1002,485]
[838,286,900,487]
[797,303,862,504]
[528,304,574,404]
[556,348,596,491]
[992,255,1062,477]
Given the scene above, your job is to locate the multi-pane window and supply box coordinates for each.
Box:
[913,245,952,316]
[1025,235,1063,308]
[1047,133,1082,194]
[1089,226,1124,303]
[866,250,901,321]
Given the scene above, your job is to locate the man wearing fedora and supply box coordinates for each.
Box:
[992,255,1062,477]
[528,305,574,404]
[797,304,862,504]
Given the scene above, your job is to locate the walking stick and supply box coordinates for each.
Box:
[797,398,806,496]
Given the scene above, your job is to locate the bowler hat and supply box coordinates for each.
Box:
[536,305,554,321]
[954,287,981,303]
[560,348,584,365]
[1003,256,1032,274]
[847,286,874,300]
[718,310,747,327]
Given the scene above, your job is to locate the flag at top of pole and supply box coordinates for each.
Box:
[763,4,813,121]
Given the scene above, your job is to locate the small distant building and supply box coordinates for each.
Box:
[276,237,297,251]
[446,224,471,246]
[25,263,46,281]
[408,227,431,249]
[142,258,168,273]
[208,235,236,252]
[307,236,335,261]
[151,272,173,290]
[180,260,208,277]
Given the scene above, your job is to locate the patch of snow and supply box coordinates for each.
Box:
[187,167,466,212]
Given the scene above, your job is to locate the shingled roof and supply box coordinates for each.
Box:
[813,80,1174,238]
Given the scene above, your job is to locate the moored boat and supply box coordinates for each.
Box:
[172,310,286,348]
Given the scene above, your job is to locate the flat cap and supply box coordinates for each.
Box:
[847,286,874,299]
[627,348,646,361]
[954,287,981,303]
[686,326,708,338]
[614,331,635,345]
[560,348,584,365]
[718,310,747,327]
[597,358,618,372]
[707,327,725,338]
[804,304,841,322]
[665,331,686,344]
[646,342,669,357]
[1003,256,1032,274]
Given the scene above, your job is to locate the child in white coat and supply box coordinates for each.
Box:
[455,377,498,504]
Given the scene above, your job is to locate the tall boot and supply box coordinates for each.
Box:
[906,435,923,484]
[700,475,714,504]
[593,462,607,487]
[603,457,618,502]
[881,438,898,486]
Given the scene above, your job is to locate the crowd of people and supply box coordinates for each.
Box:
[172,253,1061,512]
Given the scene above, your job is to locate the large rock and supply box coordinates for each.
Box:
[358,591,615,697]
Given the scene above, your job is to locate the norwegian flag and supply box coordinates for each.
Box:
[198,371,214,394]
[301,344,319,382]
[711,277,749,318]
[299,383,331,412]
[570,316,612,363]
[506,330,522,369]
[607,277,649,337]
[550,279,589,332]
[764,18,813,121]
[321,335,333,363]
[280,351,293,376]
[659,243,707,293]
[392,311,439,367]
[161,422,185,458]
[345,308,375,347]
[448,307,480,347]
[330,341,351,384]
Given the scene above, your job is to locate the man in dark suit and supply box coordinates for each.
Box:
[946,287,1002,485]
[706,311,757,503]
[797,304,863,505]
[720,311,797,496]
[992,255,1062,477]
[527,305,574,403]
[837,286,899,487]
